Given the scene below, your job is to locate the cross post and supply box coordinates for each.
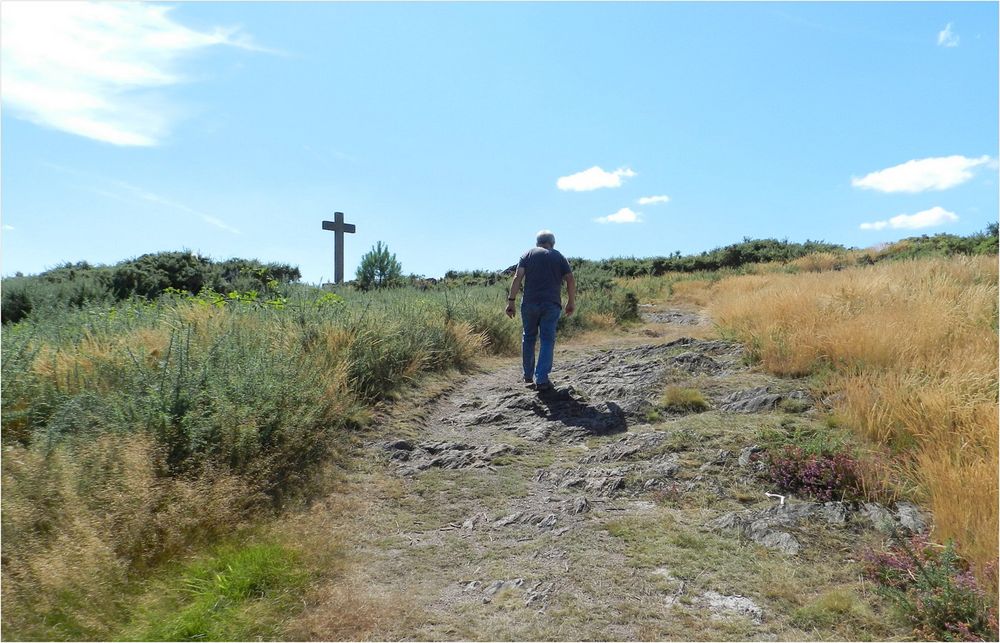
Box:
[321,211,356,284]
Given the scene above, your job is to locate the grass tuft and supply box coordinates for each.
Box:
[659,386,710,413]
[125,542,307,642]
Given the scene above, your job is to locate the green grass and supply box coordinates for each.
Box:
[790,588,874,631]
[604,513,740,577]
[123,543,307,642]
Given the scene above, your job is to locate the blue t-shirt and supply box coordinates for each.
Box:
[518,247,572,306]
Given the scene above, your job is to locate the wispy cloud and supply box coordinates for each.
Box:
[557,166,636,192]
[860,206,958,231]
[637,195,670,206]
[1,2,263,146]
[105,180,241,234]
[852,155,992,193]
[595,207,642,224]
[3,225,15,231]
[937,23,960,47]
[46,162,240,233]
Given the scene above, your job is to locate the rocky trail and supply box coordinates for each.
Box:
[301,306,924,641]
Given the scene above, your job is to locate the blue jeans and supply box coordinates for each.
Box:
[521,301,562,384]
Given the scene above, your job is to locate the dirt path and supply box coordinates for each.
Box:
[294,307,924,641]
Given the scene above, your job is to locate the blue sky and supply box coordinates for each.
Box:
[2,2,997,283]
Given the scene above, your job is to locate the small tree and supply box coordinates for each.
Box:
[355,241,403,290]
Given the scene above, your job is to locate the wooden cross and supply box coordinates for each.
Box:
[322,211,356,284]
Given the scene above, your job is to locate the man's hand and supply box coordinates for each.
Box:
[565,301,575,316]
[505,302,516,318]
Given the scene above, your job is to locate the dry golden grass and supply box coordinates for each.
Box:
[788,251,852,273]
[29,326,173,395]
[670,279,717,307]
[706,256,998,575]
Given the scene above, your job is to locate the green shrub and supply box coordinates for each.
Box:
[355,241,403,290]
[2,252,301,324]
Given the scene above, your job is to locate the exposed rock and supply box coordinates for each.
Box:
[699,590,764,624]
[386,439,415,451]
[538,514,558,529]
[489,511,563,530]
[708,512,744,531]
[712,449,732,465]
[384,440,517,472]
[581,432,671,464]
[670,352,723,374]
[642,310,702,325]
[820,502,847,525]
[524,581,556,607]
[462,512,490,531]
[738,445,764,467]
[482,578,524,603]
[570,497,591,514]
[757,531,800,555]
[709,502,847,553]
[538,466,633,497]
[895,502,928,533]
[719,387,783,413]
[494,512,525,527]
[646,458,680,479]
[860,503,895,532]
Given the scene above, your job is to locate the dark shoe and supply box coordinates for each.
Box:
[535,381,554,392]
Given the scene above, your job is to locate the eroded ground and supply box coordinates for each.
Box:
[291,306,920,641]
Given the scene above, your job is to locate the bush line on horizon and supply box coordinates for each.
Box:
[5,224,996,326]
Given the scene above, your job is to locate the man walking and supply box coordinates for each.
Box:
[505,230,576,391]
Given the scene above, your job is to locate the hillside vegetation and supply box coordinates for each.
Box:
[1,226,996,640]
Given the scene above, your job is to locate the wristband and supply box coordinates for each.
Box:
[507,298,515,301]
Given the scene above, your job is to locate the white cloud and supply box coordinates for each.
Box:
[595,207,642,224]
[860,206,959,231]
[557,166,636,192]
[3,225,15,231]
[1,2,260,146]
[851,155,992,193]
[637,195,670,206]
[937,23,960,47]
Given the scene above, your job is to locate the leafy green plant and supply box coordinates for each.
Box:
[864,535,998,641]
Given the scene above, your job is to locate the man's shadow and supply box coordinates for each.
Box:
[532,386,627,435]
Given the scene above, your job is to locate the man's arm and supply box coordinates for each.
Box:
[564,272,576,316]
[505,266,526,318]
